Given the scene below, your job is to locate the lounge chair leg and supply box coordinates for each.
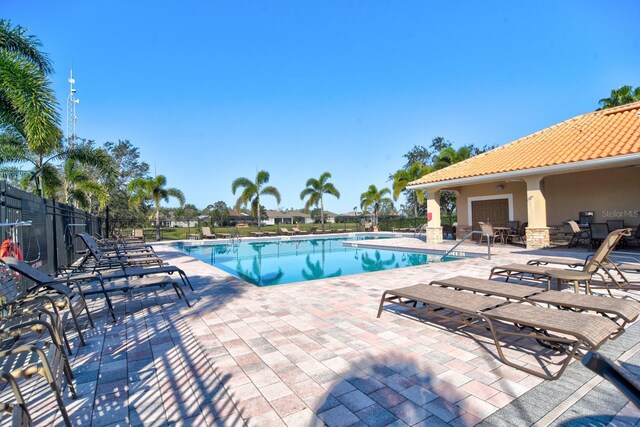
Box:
[173,284,191,307]
[377,292,389,318]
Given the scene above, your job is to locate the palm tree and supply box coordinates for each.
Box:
[360,185,393,227]
[432,146,473,170]
[60,158,109,211]
[128,175,185,240]
[392,162,432,218]
[231,170,281,230]
[300,172,340,232]
[0,20,62,193]
[598,85,640,110]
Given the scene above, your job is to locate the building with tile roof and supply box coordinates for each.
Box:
[408,101,640,248]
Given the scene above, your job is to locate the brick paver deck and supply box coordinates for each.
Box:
[4,236,640,426]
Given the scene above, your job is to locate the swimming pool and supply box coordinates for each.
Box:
[173,235,460,286]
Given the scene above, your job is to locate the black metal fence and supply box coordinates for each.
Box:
[0,181,103,275]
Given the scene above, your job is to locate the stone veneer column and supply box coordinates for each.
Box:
[524,175,550,249]
[425,227,443,243]
[526,227,550,249]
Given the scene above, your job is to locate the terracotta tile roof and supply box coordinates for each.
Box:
[410,101,640,186]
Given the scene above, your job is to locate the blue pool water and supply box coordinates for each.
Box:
[174,235,460,286]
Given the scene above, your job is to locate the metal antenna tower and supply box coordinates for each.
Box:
[66,67,79,146]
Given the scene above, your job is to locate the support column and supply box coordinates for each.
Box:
[524,175,550,249]
[425,189,443,243]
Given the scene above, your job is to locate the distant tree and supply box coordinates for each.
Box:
[128,175,185,240]
[205,201,230,226]
[300,172,340,232]
[175,203,200,234]
[402,145,431,169]
[598,85,640,110]
[392,162,432,218]
[232,170,281,230]
[310,208,322,223]
[103,140,151,233]
[360,185,393,226]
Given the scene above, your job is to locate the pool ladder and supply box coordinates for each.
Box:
[442,230,491,260]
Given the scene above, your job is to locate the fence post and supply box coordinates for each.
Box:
[105,205,110,238]
[51,199,59,272]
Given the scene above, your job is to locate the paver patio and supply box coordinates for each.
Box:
[3,236,640,426]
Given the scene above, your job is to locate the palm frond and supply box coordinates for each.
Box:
[0,19,53,74]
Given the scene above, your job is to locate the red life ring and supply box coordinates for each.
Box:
[0,239,23,260]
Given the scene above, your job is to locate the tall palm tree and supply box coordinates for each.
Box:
[0,20,62,193]
[128,175,185,240]
[232,170,281,230]
[392,162,432,218]
[598,85,640,110]
[360,185,393,227]
[60,158,109,212]
[300,172,340,232]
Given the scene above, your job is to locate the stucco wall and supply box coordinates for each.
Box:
[544,167,640,227]
[454,166,640,229]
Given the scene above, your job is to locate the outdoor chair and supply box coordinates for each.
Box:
[280,227,295,236]
[308,227,318,234]
[622,224,640,247]
[490,228,633,294]
[0,261,93,348]
[293,225,308,235]
[377,283,619,380]
[0,372,31,426]
[606,219,625,231]
[507,221,527,244]
[589,223,609,250]
[414,223,428,237]
[566,220,590,248]
[76,232,164,270]
[478,222,504,245]
[582,351,640,408]
[429,275,640,338]
[0,324,76,426]
[2,257,193,321]
[201,227,216,239]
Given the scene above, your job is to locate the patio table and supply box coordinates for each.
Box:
[493,226,511,243]
[545,268,592,294]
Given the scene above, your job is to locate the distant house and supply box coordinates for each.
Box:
[408,101,640,249]
[263,210,337,225]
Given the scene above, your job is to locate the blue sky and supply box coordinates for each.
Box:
[3,1,639,213]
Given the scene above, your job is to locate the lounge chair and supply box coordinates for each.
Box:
[566,220,590,248]
[216,230,232,238]
[201,227,216,239]
[490,228,632,294]
[0,372,31,426]
[430,276,640,337]
[280,227,295,236]
[413,223,427,237]
[293,226,308,235]
[378,283,619,380]
[76,232,164,269]
[308,226,318,234]
[2,257,192,320]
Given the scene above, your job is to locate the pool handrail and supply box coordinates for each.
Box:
[443,230,491,260]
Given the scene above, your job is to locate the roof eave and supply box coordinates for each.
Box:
[407,153,640,190]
